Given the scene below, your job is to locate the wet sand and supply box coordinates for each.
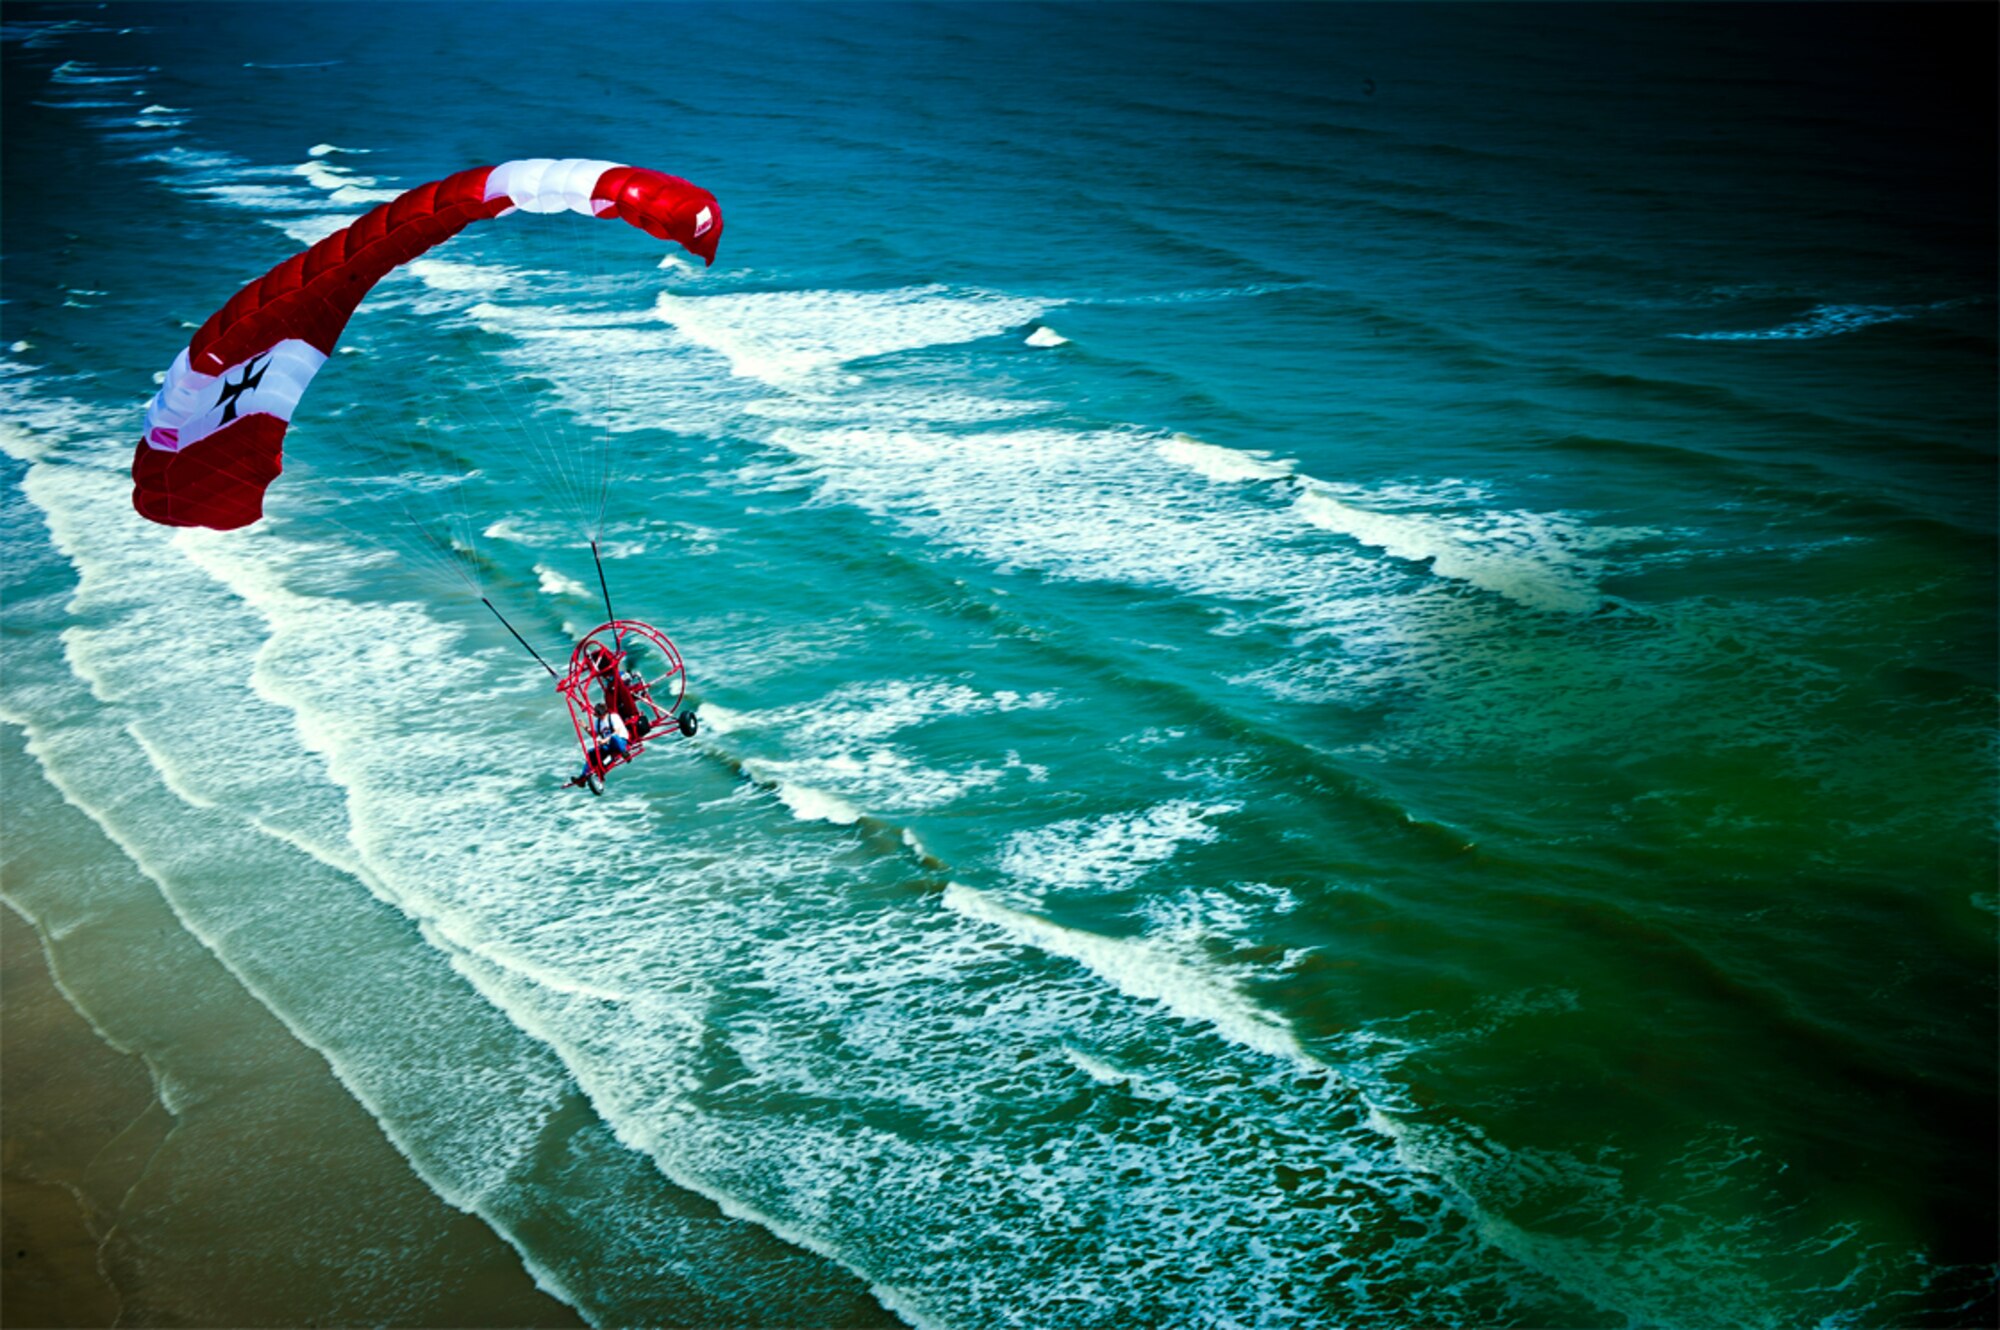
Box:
[2,907,135,1328]
[1,723,587,1329]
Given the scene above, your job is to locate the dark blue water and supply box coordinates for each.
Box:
[4,4,1994,1326]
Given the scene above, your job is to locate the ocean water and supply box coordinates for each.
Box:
[2,3,1994,1326]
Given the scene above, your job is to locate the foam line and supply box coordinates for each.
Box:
[1294,481,1604,613]
[654,285,1044,386]
[1157,431,1293,482]
[406,258,519,293]
[535,564,593,599]
[1672,302,1940,341]
[943,883,1311,1065]
[51,58,150,82]
[998,799,1238,896]
[293,157,400,204]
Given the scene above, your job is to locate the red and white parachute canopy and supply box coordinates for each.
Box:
[134,158,722,530]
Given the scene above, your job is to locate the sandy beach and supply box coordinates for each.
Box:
[2,903,137,1328]
[2,725,582,1329]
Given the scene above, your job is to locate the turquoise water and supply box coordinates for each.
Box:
[3,4,1994,1326]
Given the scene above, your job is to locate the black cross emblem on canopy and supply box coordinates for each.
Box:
[214,353,271,425]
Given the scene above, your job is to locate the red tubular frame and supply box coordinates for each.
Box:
[558,620,688,776]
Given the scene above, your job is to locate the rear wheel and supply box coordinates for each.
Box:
[678,710,699,737]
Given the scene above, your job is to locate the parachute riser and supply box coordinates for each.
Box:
[482,596,561,681]
[590,540,620,648]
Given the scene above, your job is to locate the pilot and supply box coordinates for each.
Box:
[566,702,630,788]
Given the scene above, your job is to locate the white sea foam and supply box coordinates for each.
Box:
[5,18,126,50]
[505,833,1471,1324]
[700,681,1060,813]
[605,277,1622,628]
[766,774,864,825]
[188,182,346,212]
[133,102,187,129]
[1025,325,1068,347]
[767,418,1408,634]
[1096,281,1314,307]
[137,143,358,214]
[653,284,1043,386]
[1673,302,1931,342]
[269,213,360,245]
[467,301,656,331]
[621,275,1610,632]
[480,516,586,547]
[742,383,1053,426]
[1294,481,1608,613]
[760,749,1010,815]
[724,678,1058,743]
[943,883,1310,1064]
[999,799,1238,896]
[123,518,871,1325]
[689,701,743,733]
[51,59,150,83]
[535,564,593,599]
[1157,431,1293,482]
[457,298,722,435]
[137,145,242,172]
[1060,1046,1125,1085]
[293,158,400,204]
[408,258,517,293]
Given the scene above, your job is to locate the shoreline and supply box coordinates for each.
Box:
[0,723,586,1330]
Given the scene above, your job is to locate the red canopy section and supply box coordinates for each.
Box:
[134,160,723,530]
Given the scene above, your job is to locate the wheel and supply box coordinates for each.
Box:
[585,771,604,796]
[677,710,699,737]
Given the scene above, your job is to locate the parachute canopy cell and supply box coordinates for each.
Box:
[133,158,723,531]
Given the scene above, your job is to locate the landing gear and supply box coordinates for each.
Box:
[678,710,699,738]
